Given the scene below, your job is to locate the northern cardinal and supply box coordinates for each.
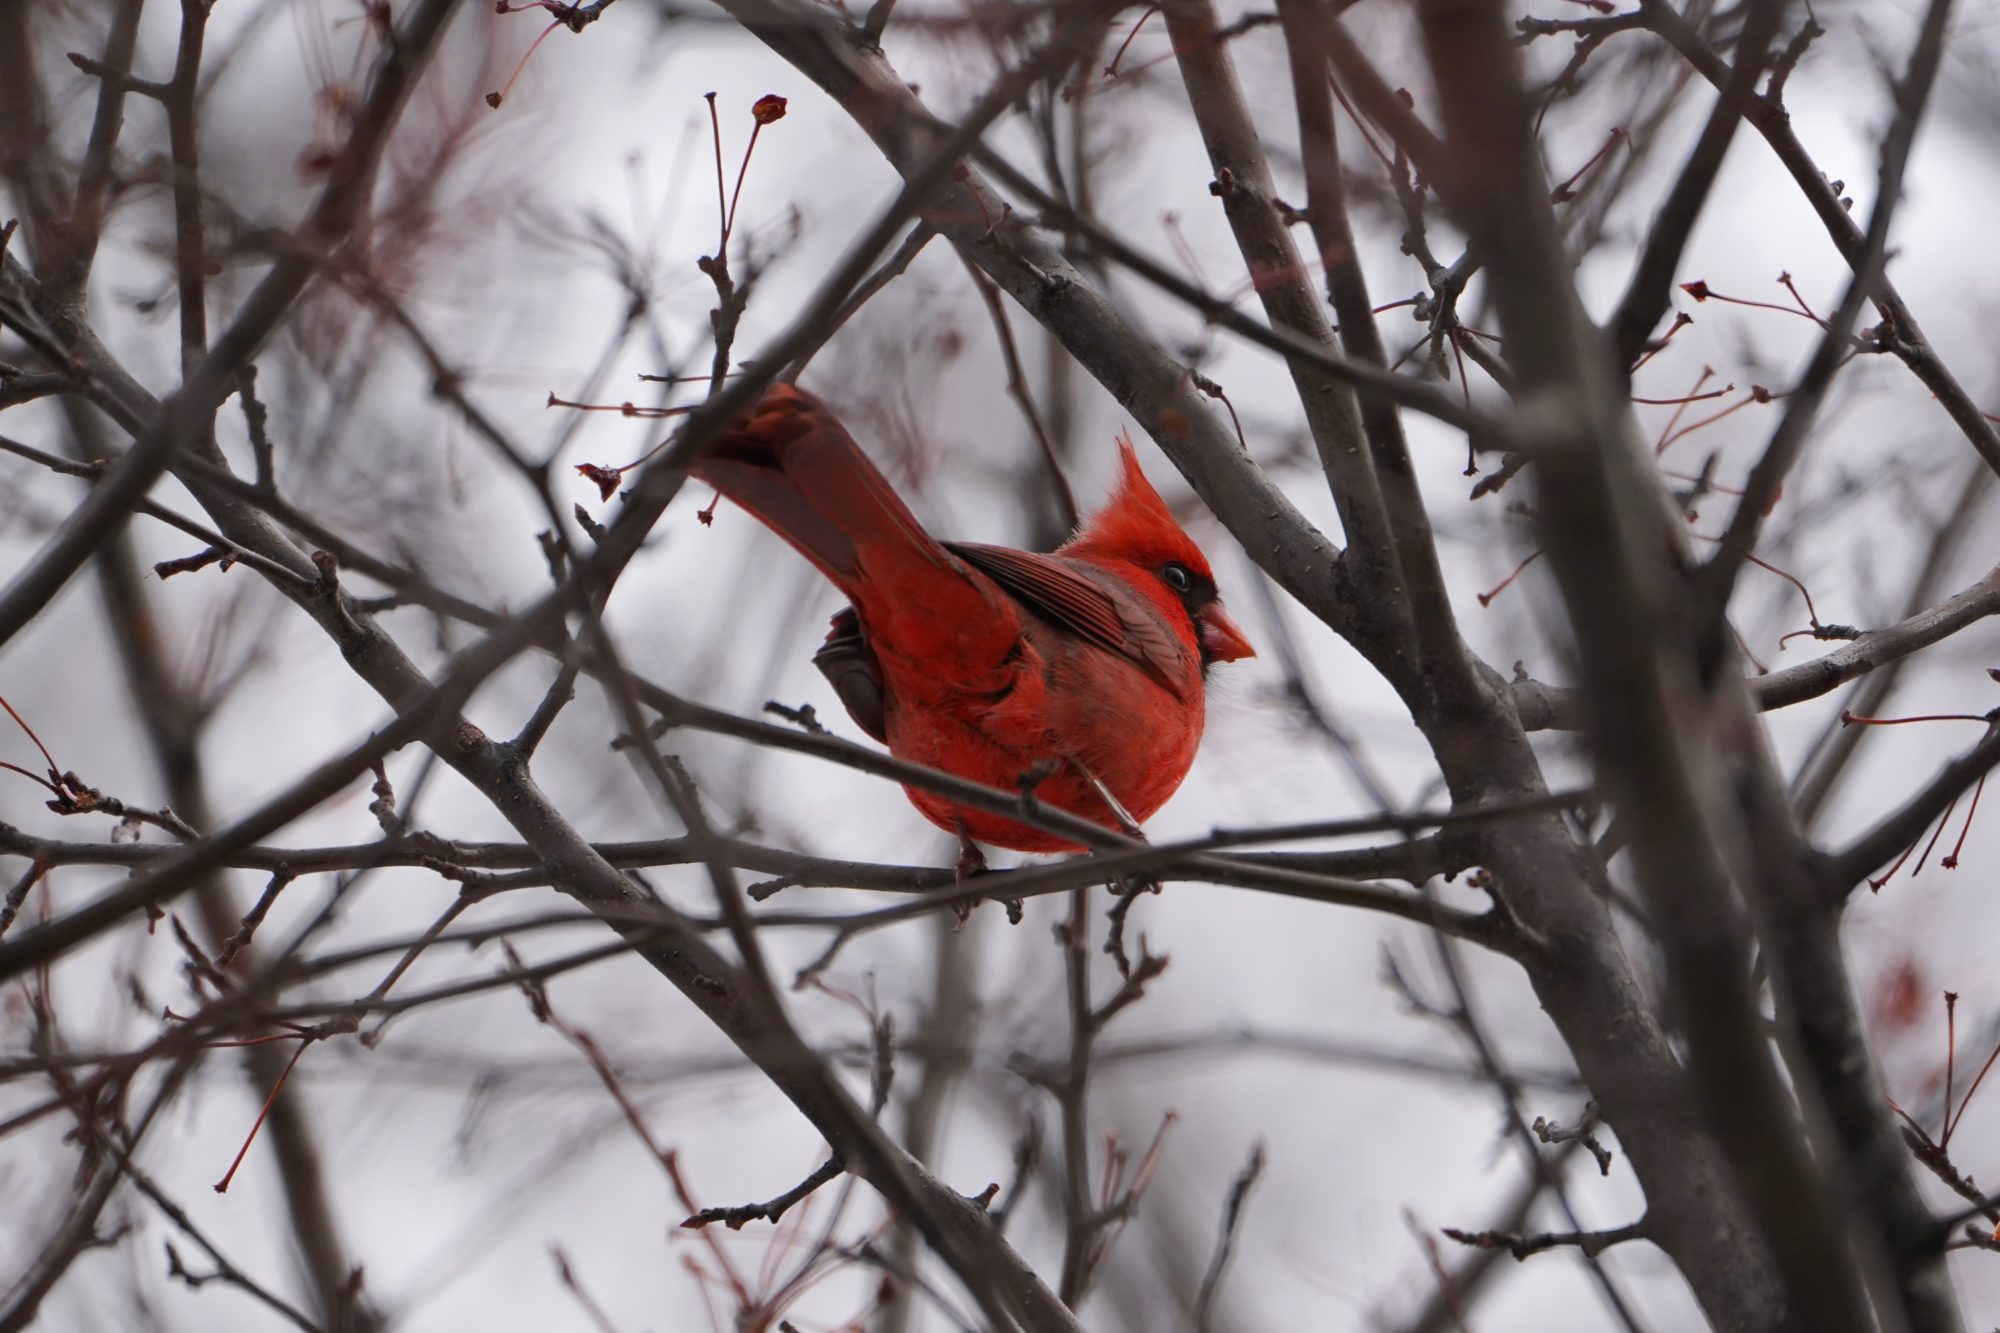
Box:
[694,383,1253,856]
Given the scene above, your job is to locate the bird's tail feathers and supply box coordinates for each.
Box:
[695,386,1000,643]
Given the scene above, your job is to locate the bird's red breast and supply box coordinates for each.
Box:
[694,383,1252,852]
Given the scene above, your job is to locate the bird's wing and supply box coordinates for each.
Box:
[811,606,887,743]
[945,542,1189,697]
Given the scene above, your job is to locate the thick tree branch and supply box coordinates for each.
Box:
[1413,0,1861,1325]
[163,0,213,376]
[43,0,147,301]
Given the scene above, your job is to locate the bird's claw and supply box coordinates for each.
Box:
[954,832,988,882]
[947,830,1022,924]
[950,827,988,926]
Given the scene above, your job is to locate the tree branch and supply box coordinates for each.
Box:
[1607,0,1785,365]
[1695,0,1953,642]
[1832,723,2000,889]
[1511,562,2000,731]
[1164,0,1394,627]
[1646,0,2000,479]
[0,0,465,648]
[1442,1218,1647,1262]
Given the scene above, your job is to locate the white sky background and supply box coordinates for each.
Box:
[4,1,2000,1330]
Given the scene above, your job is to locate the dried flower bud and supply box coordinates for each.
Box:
[576,463,622,501]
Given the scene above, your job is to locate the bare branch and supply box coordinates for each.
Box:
[1646,1,2000,478]
[1512,563,2000,731]
[1696,0,1954,634]
[44,0,147,299]
[1192,1140,1264,1330]
[1833,723,2000,889]
[682,1155,846,1230]
[1608,0,1786,364]
[0,0,465,647]
[1165,0,1392,601]
[1442,1218,1647,1262]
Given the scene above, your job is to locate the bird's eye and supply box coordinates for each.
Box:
[1161,562,1192,593]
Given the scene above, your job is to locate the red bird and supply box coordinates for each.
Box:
[694,383,1254,856]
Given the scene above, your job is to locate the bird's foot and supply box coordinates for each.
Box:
[949,830,1024,925]
[951,827,987,926]
[954,832,988,882]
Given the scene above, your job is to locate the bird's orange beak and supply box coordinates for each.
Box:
[1199,604,1255,663]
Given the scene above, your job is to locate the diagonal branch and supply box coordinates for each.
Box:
[1607,0,1785,365]
[1831,723,2000,890]
[1276,0,1483,714]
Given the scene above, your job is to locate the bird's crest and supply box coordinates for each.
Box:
[1066,431,1215,582]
